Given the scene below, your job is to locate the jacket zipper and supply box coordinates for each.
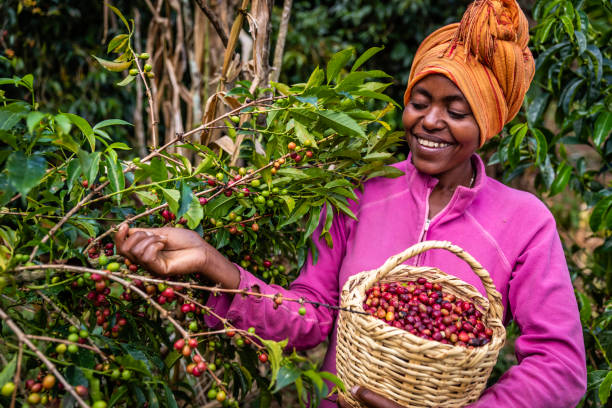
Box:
[415,187,433,266]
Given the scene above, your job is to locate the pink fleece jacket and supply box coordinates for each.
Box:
[206,153,586,407]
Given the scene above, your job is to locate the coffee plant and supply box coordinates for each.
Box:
[0,11,403,405]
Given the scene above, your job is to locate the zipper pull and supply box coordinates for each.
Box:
[424,218,431,233]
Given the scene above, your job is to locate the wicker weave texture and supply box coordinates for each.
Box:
[336,241,506,408]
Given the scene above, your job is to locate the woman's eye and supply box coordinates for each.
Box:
[410,102,426,110]
[449,111,468,119]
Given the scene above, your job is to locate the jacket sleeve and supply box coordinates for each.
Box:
[468,213,587,407]
[204,206,348,351]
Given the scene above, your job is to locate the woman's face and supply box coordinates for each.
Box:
[403,74,480,178]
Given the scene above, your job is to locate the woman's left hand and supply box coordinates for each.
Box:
[337,386,406,408]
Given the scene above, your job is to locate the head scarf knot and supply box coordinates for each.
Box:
[404,0,535,146]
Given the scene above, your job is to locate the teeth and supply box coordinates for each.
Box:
[417,137,449,149]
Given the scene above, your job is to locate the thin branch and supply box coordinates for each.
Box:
[9,342,23,408]
[194,0,229,47]
[36,291,109,361]
[270,0,292,83]
[0,306,90,408]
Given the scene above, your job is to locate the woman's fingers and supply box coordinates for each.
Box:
[129,235,165,260]
[139,241,167,275]
[352,386,406,408]
[116,230,154,261]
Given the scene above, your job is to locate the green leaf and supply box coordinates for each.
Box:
[162,383,179,408]
[279,201,310,228]
[66,158,82,194]
[193,153,214,175]
[351,89,400,108]
[531,128,548,166]
[279,195,295,214]
[78,149,101,184]
[303,370,328,404]
[0,102,28,131]
[576,291,592,325]
[26,111,45,133]
[328,195,357,220]
[105,155,125,205]
[116,75,136,86]
[589,195,612,232]
[559,15,574,39]
[263,338,289,389]
[294,121,316,147]
[161,188,180,215]
[178,183,193,218]
[64,112,95,151]
[107,33,129,53]
[93,118,132,131]
[92,55,132,72]
[599,371,612,405]
[6,152,47,196]
[365,165,404,180]
[527,94,550,127]
[326,48,354,84]
[277,168,308,180]
[316,110,365,139]
[108,385,128,407]
[363,152,392,161]
[135,190,158,206]
[593,111,612,148]
[272,365,301,393]
[185,196,204,229]
[351,46,384,72]
[305,66,324,90]
[0,356,16,386]
[106,3,131,31]
[150,157,168,182]
[318,371,346,393]
[549,162,572,196]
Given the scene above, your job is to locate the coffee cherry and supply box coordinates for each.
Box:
[188,338,198,348]
[216,390,227,402]
[1,382,15,396]
[107,262,120,272]
[92,401,108,408]
[121,370,132,381]
[287,142,297,150]
[182,345,192,357]
[199,197,208,205]
[207,388,218,399]
[298,306,307,316]
[188,322,198,332]
[161,288,175,300]
[258,353,268,363]
[42,374,56,390]
[129,68,139,76]
[139,53,150,59]
[75,385,88,397]
[68,344,79,353]
[174,338,185,351]
[56,343,67,354]
[28,393,41,404]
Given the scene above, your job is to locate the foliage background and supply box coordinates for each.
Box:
[0,0,611,406]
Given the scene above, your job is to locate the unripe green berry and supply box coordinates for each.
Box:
[129,68,139,76]
[55,343,67,354]
[144,64,152,72]
[298,306,307,316]
[68,344,79,353]
[138,52,150,59]
[68,333,79,343]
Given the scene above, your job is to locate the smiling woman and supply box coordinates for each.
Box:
[403,74,480,218]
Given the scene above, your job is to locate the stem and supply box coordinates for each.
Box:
[131,51,158,148]
[270,0,292,83]
[0,306,91,408]
[591,328,612,367]
[9,342,23,408]
[194,0,229,47]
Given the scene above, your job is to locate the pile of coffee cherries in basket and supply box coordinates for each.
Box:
[362,278,494,348]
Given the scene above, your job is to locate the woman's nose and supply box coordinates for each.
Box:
[422,106,444,131]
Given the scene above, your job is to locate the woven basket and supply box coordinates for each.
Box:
[336,240,505,408]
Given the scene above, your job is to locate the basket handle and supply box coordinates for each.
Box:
[371,240,503,322]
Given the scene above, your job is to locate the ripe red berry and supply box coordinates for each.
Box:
[287,142,297,150]
[199,197,208,205]
[161,288,175,300]
[263,260,272,268]
[174,339,185,351]
[128,264,138,272]
[105,243,114,250]
[188,338,198,348]
[258,353,268,363]
[82,180,89,188]
[224,190,233,197]
[181,304,191,314]
[207,179,216,186]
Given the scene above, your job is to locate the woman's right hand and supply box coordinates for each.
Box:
[114,224,240,289]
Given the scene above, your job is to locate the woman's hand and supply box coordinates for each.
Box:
[114,224,240,289]
[338,386,406,408]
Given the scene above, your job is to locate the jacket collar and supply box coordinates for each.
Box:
[403,152,486,222]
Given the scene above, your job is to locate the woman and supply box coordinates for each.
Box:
[114,0,587,406]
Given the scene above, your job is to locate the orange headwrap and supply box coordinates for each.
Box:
[404,0,535,146]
